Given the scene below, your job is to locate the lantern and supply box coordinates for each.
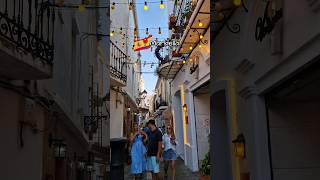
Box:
[182,104,187,113]
[232,134,246,158]
[49,134,66,158]
[54,142,67,158]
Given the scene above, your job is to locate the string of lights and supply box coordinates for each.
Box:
[51,0,168,11]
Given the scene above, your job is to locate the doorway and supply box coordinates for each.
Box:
[266,60,320,180]
[212,90,233,180]
[193,83,210,166]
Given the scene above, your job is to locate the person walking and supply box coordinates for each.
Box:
[162,126,177,180]
[130,123,148,179]
[146,120,163,180]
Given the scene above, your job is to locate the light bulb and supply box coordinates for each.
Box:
[144,1,148,10]
[160,1,165,9]
[78,4,86,12]
[111,2,115,10]
[199,44,203,48]
[198,20,203,27]
[189,46,193,50]
[182,60,186,64]
[233,0,242,6]
[110,31,114,37]
[200,34,203,39]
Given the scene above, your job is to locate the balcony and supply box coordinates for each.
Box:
[0,0,55,80]
[158,0,210,79]
[155,98,168,110]
[110,40,127,86]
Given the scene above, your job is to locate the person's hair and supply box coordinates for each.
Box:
[147,119,156,126]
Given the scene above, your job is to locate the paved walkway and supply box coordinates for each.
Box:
[124,158,200,180]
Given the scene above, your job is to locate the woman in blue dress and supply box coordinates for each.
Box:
[130,123,148,179]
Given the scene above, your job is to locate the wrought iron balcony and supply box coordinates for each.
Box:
[110,40,127,85]
[155,98,168,110]
[0,0,55,64]
[172,0,196,35]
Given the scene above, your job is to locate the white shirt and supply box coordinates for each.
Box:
[162,133,177,151]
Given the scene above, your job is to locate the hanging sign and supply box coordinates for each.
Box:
[134,35,152,51]
[255,1,282,42]
[150,39,180,46]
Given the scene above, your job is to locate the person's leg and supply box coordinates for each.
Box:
[171,160,176,180]
[164,160,169,179]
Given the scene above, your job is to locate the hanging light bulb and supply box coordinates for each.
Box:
[189,46,193,50]
[134,28,138,35]
[160,0,165,9]
[158,27,161,34]
[182,60,186,64]
[146,28,149,35]
[119,27,123,35]
[199,44,203,48]
[200,34,203,39]
[78,4,86,12]
[198,20,203,27]
[144,1,149,11]
[110,31,114,37]
[129,2,133,10]
[233,0,242,7]
[189,58,193,62]
[111,2,116,10]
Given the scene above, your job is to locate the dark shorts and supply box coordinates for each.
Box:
[163,149,177,161]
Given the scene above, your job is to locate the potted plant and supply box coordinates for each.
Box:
[200,152,210,180]
[169,15,177,29]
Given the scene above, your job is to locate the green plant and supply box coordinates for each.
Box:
[200,152,210,175]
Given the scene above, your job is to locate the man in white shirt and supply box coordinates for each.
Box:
[162,126,178,180]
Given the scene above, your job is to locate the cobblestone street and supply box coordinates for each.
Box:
[124,158,200,180]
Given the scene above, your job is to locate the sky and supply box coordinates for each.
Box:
[135,0,170,95]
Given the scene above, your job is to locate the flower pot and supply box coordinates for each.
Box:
[200,175,210,180]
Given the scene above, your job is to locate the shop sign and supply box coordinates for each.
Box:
[255,1,282,42]
[150,39,180,46]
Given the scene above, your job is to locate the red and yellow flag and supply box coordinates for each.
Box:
[134,35,152,51]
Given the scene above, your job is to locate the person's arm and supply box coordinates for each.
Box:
[129,132,136,144]
[156,132,163,162]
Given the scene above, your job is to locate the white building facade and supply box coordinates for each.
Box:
[109,0,142,139]
[157,0,210,172]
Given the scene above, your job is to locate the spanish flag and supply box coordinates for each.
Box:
[134,35,152,51]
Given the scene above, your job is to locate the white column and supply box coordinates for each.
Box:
[187,90,199,172]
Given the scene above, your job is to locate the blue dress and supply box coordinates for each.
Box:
[131,134,146,174]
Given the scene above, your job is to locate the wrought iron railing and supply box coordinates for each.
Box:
[110,40,127,83]
[0,0,55,64]
[156,98,168,110]
[172,0,195,37]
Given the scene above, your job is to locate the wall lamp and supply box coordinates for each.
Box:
[212,0,248,34]
[232,133,246,158]
[49,134,66,158]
